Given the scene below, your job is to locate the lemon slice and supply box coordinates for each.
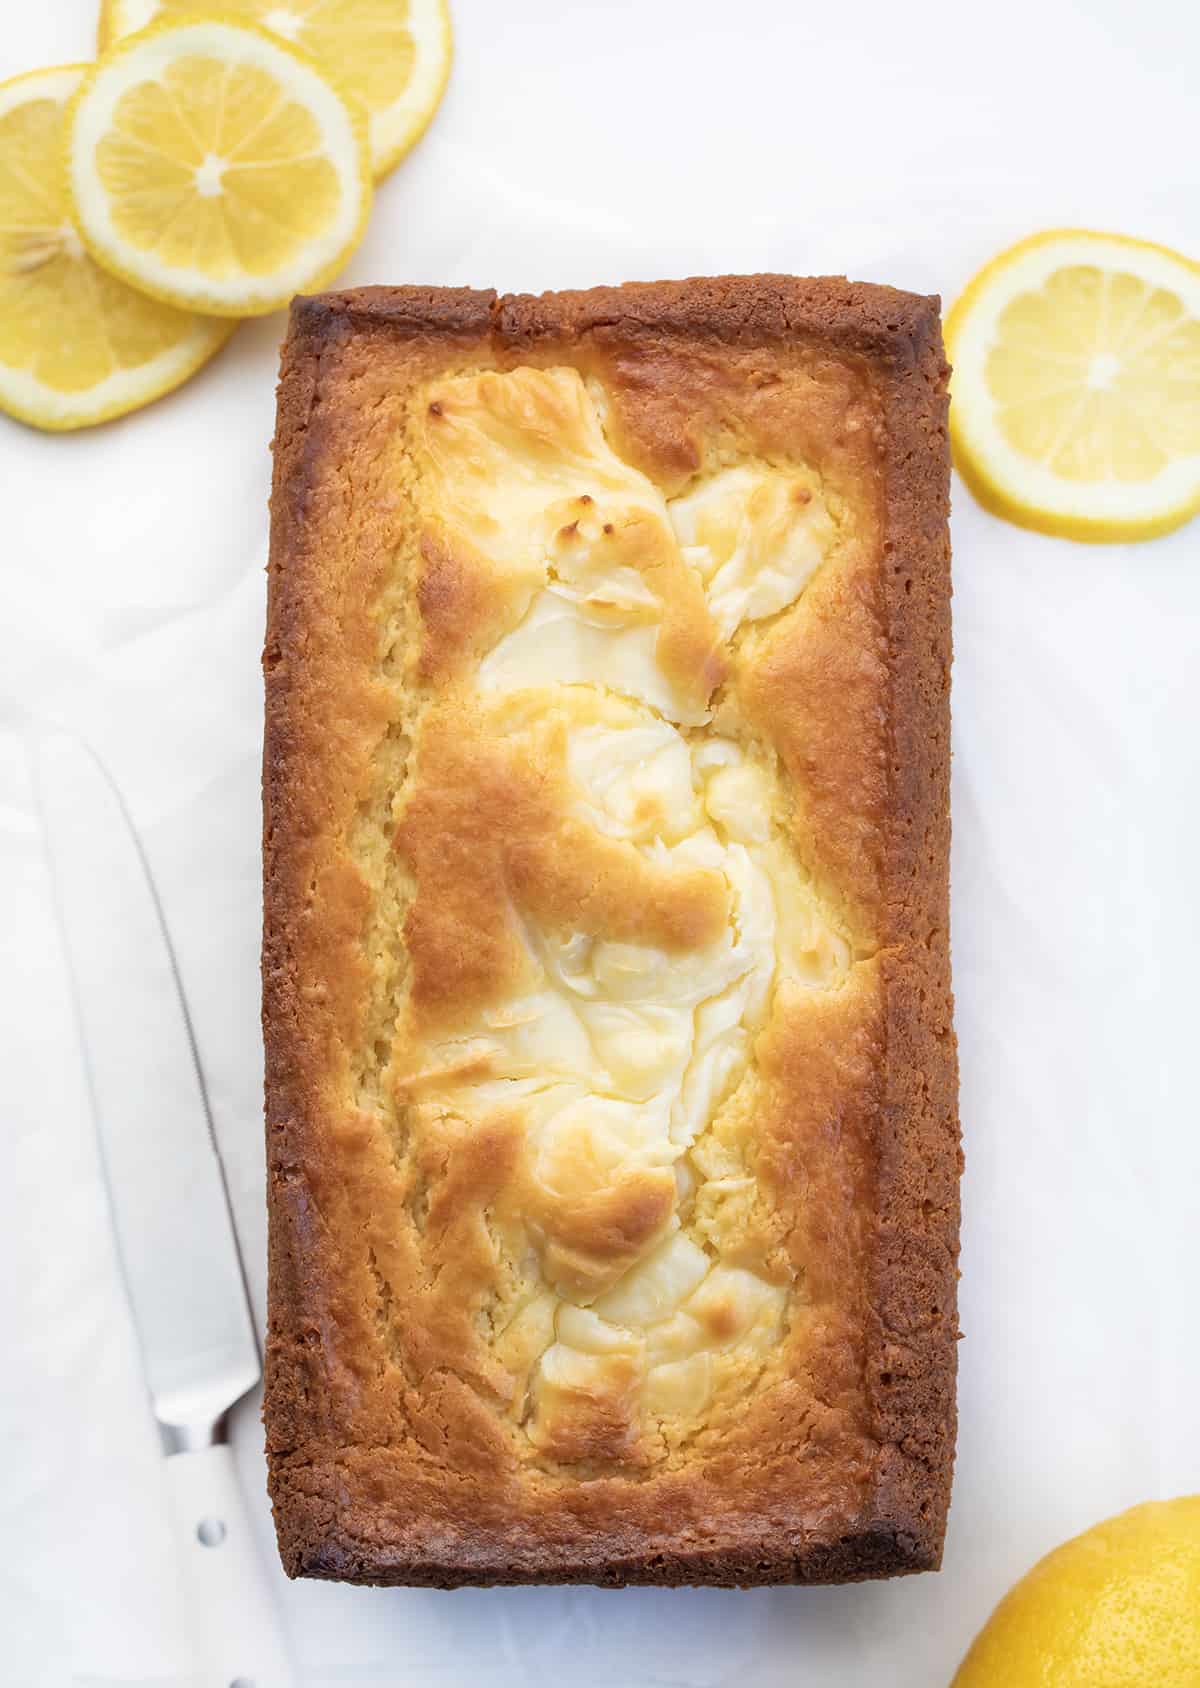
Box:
[947,229,1200,541]
[0,65,234,431]
[98,0,453,179]
[67,15,372,317]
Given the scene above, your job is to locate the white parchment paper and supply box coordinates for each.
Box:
[3,1,1198,1683]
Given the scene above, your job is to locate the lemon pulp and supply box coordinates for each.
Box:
[0,64,232,430]
[947,230,1200,541]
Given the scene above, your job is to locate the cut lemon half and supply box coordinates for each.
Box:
[98,0,453,179]
[0,65,233,431]
[947,229,1200,542]
[67,15,372,317]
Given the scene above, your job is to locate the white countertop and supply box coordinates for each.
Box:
[3,1,1198,1683]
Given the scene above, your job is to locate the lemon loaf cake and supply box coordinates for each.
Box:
[263,275,959,1587]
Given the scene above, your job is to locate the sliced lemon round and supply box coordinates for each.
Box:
[0,64,234,431]
[947,229,1200,542]
[98,0,453,180]
[67,15,372,318]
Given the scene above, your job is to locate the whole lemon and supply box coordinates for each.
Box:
[952,1497,1200,1687]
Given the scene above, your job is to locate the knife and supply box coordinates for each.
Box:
[35,736,293,1688]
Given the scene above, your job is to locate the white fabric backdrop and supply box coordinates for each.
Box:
[2,1,1198,1683]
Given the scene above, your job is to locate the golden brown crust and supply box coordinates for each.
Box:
[263,275,957,1587]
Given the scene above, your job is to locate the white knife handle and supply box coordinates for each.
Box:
[164,1443,294,1688]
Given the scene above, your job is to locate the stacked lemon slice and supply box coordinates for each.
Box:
[0,65,233,429]
[98,0,452,178]
[1,1,451,430]
[66,18,373,318]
